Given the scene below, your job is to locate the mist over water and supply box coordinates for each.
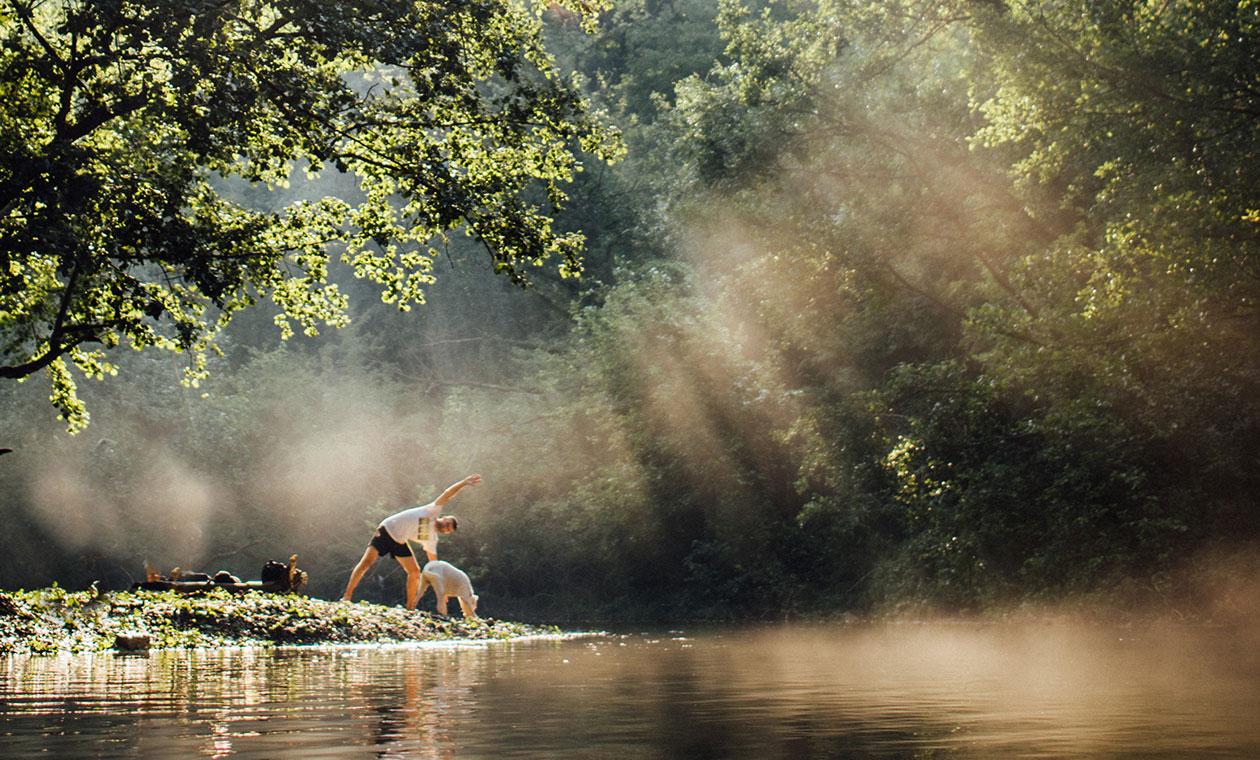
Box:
[2,0,1257,641]
[3,623,1259,759]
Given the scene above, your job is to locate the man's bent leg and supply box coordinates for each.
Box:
[342,546,380,602]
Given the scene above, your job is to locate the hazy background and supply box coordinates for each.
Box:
[2,0,1258,624]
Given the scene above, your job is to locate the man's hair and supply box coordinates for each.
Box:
[445,516,459,531]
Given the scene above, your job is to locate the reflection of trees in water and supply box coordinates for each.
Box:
[0,645,499,758]
[6,629,1260,758]
[367,647,491,759]
[0,648,280,758]
[1,647,273,713]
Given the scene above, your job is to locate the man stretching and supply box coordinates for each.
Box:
[341,474,482,608]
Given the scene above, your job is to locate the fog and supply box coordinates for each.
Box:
[3,2,1256,629]
[2,145,1252,621]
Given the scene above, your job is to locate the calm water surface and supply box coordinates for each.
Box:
[2,622,1259,759]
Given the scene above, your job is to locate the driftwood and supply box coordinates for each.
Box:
[133,555,307,594]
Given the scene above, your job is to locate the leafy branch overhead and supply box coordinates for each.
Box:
[0,0,623,430]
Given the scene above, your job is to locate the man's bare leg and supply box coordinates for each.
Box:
[342,546,380,602]
[397,553,423,609]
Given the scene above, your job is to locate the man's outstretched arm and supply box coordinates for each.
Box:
[434,474,482,507]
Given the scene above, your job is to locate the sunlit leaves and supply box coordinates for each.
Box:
[636,0,1260,610]
[968,0,1260,482]
[0,0,622,430]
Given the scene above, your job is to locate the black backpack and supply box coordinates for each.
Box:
[260,561,289,584]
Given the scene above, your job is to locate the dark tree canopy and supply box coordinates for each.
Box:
[0,0,621,429]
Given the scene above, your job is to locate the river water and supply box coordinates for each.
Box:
[2,622,1259,759]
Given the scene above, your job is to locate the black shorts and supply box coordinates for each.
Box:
[370,527,413,558]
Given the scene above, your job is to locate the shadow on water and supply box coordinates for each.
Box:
[2,622,1260,759]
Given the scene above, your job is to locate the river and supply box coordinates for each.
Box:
[2,621,1259,758]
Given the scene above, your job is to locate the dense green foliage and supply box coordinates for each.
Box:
[2,0,1257,622]
[0,0,620,430]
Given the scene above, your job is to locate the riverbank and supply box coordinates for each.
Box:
[0,587,560,655]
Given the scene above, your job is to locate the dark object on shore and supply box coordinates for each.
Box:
[260,560,291,585]
[134,555,307,594]
[114,632,150,651]
[0,448,11,456]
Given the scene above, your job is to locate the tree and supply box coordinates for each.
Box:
[648,0,1260,609]
[966,0,1260,543]
[0,0,621,430]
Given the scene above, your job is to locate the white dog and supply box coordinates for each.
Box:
[414,560,479,618]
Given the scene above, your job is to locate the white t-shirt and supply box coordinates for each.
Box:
[379,501,442,556]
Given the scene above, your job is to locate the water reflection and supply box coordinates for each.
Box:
[2,624,1260,758]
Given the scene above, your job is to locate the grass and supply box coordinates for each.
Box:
[0,586,560,655]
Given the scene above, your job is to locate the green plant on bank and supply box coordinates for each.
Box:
[0,588,556,655]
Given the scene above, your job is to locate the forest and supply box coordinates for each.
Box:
[2,0,1257,622]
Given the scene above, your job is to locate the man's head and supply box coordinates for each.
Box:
[436,515,458,534]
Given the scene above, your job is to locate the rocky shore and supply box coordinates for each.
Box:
[0,587,559,655]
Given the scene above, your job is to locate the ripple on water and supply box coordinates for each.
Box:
[2,624,1260,759]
